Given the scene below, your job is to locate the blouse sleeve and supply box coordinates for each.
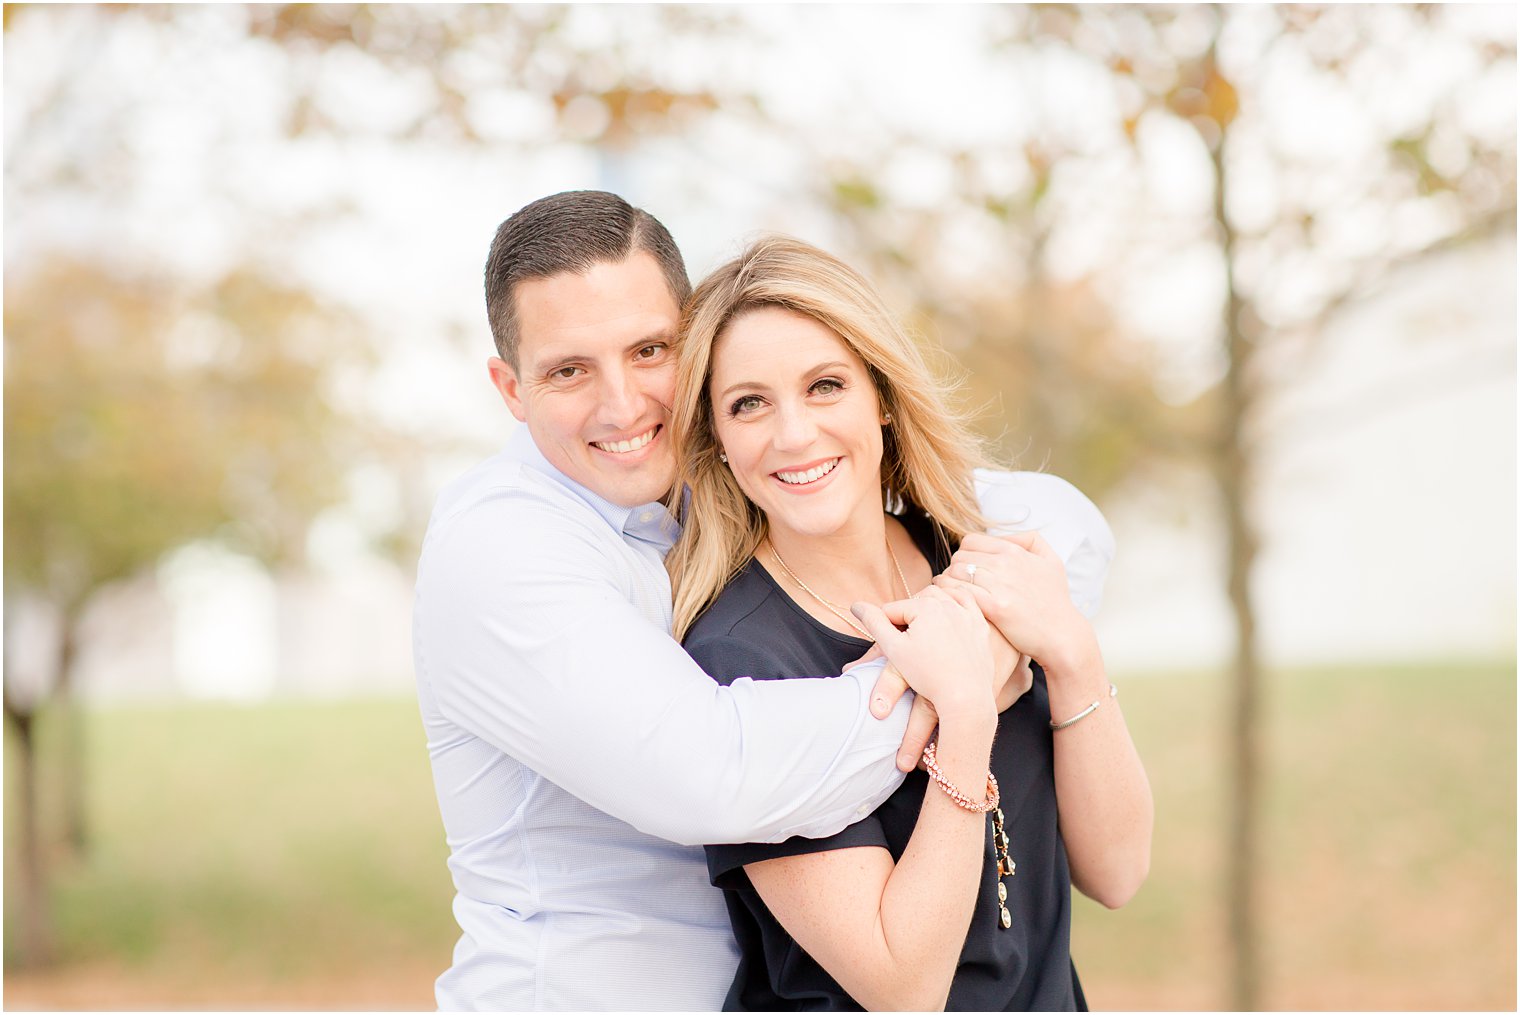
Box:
[685,631,894,890]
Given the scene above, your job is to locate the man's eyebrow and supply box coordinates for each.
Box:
[715,360,852,401]
[624,328,676,353]
[531,329,675,376]
[533,353,586,376]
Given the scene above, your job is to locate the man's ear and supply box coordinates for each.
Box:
[487,356,528,423]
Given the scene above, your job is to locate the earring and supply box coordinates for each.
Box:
[881,410,894,424]
[718,451,728,463]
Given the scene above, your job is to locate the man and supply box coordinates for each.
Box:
[413,191,1113,1009]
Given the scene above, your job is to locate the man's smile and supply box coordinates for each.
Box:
[591,424,661,455]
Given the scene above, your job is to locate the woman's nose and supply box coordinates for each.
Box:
[773,403,818,450]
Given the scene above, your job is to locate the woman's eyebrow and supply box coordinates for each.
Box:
[715,361,852,401]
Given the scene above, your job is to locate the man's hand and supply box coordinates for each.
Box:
[856,655,940,773]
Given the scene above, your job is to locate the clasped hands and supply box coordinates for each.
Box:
[848,530,1095,772]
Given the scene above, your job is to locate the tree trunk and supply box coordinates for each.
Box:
[1207,35,1264,1011]
[1220,385,1262,1013]
[55,611,88,856]
[3,690,54,967]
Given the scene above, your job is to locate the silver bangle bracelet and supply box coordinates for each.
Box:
[1049,682,1118,731]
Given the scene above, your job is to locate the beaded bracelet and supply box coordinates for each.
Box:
[923,739,1017,930]
[921,740,1000,813]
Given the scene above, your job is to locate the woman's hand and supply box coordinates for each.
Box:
[850,584,997,725]
[858,586,1030,765]
[935,530,1099,675]
[746,585,1002,1011]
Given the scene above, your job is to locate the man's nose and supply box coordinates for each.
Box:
[597,367,643,428]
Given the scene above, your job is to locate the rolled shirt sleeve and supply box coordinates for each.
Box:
[974,468,1116,619]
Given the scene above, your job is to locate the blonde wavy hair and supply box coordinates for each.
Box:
[667,235,990,640]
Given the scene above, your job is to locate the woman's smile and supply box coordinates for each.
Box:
[772,456,842,488]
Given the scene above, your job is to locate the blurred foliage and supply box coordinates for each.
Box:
[812,4,1514,496]
[1010,4,1516,329]
[805,10,1513,1005]
[822,188,1192,502]
[4,259,364,615]
[153,3,738,148]
[3,254,370,965]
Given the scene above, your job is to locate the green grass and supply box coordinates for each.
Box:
[1071,659,1516,1010]
[4,699,458,985]
[5,661,1516,1009]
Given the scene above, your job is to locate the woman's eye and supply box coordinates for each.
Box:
[812,378,843,395]
[729,395,763,416]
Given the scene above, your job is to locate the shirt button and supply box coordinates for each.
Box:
[856,804,870,817]
[639,511,653,523]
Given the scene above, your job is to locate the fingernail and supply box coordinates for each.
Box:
[850,602,866,620]
[871,695,888,718]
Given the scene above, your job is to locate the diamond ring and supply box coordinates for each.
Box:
[966,562,978,584]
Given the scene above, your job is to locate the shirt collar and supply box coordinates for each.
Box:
[504,426,680,550]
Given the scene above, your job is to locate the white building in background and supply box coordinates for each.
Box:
[5,551,414,704]
[1097,239,1517,672]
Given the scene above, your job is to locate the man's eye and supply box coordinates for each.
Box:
[728,395,763,416]
[552,366,583,380]
[635,344,666,361]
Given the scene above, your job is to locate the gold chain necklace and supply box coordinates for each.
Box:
[768,536,912,639]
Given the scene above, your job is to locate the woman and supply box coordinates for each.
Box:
[667,236,1152,1011]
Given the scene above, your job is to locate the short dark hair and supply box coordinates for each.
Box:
[483,191,691,368]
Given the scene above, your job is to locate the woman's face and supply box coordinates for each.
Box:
[708,305,887,544]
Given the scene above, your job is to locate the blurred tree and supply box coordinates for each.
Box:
[823,159,1196,501]
[238,3,734,146]
[797,4,1513,1007]
[3,1,744,552]
[2,2,743,969]
[3,258,366,965]
[1023,7,1514,1006]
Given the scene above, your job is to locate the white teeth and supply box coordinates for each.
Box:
[593,427,657,455]
[776,458,840,485]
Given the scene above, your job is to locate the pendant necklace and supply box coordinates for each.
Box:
[768,536,912,639]
[993,804,1015,928]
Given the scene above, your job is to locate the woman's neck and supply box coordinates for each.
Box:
[765,512,907,608]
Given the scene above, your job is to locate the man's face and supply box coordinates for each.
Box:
[489,253,681,508]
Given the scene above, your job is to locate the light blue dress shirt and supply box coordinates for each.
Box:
[414,429,916,1010]
[413,428,1114,1011]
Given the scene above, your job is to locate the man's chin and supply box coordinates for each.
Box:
[586,460,677,509]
